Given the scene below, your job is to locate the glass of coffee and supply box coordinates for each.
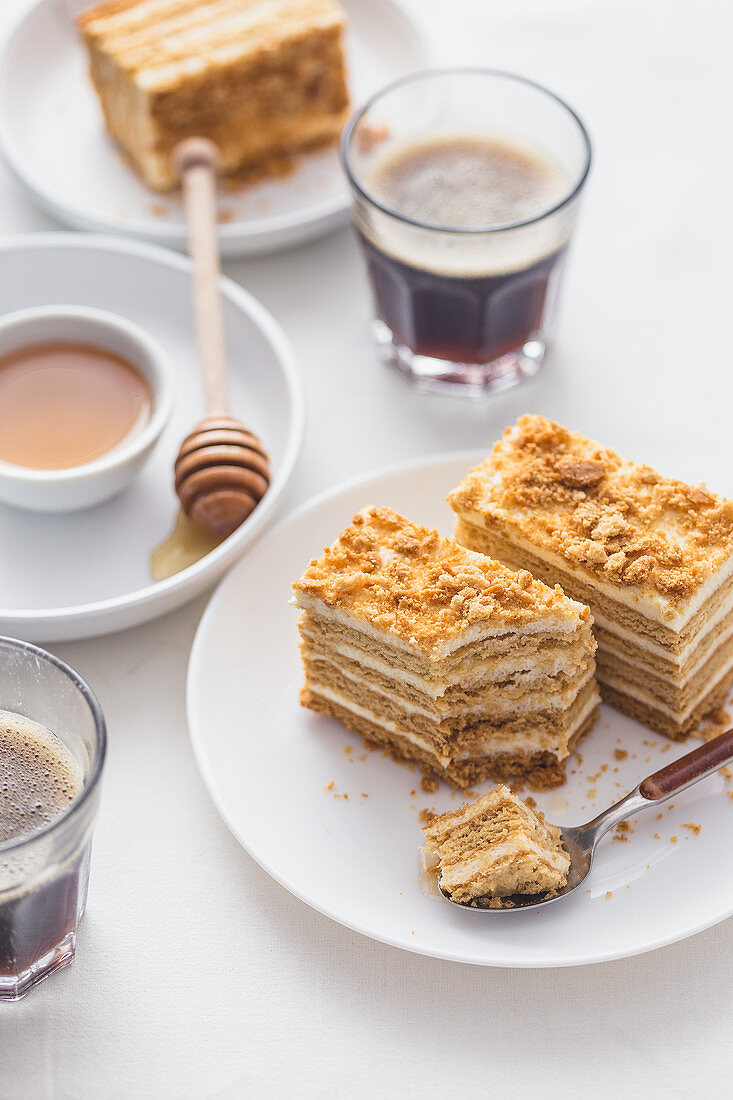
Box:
[0,637,106,1000]
[341,69,591,395]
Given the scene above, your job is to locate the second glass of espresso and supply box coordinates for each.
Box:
[341,69,591,396]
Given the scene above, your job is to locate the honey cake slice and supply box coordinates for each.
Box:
[422,784,570,903]
[77,0,350,191]
[448,414,733,739]
[292,506,599,789]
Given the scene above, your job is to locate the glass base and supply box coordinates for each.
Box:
[0,932,75,1001]
[373,321,546,397]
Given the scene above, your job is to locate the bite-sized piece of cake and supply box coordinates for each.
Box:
[292,507,599,789]
[77,0,350,191]
[422,784,570,903]
[448,415,733,740]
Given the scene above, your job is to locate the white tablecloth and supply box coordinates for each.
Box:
[1,0,733,1095]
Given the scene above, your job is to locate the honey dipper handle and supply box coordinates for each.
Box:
[639,728,733,800]
[174,137,228,416]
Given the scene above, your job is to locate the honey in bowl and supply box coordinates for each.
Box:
[0,342,153,470]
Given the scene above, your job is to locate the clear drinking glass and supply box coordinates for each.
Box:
[0,637,106,1000]
[341,69,591,396]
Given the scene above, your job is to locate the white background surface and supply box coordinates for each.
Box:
[1,0,732,1096]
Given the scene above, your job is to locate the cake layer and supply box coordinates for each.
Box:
[456,516,733,718]
[295,589,588,661]
[301,673,599,763]
[597,636,733,720]
[447,415,733,632]
[454,518,733,663]
[434,837,567,901]
[591,614,733,686]
[600,665,733,740]
[298,606,594,691]
[302,687,598,789]
[300,644,595,719]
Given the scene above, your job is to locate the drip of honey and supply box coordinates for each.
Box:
[0,342,152,470]
[151,510,223,581]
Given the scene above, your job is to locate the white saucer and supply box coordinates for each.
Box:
[188,452,733,968]
[0,234,303,642]
[0,0,429,258]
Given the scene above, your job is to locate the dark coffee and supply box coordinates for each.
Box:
[359,232,566,364]
[359,135,570,365]
[0,712,83,976]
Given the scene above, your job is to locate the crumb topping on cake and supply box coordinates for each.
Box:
[79,0,346,90]
[448,415,733,603]
[293,506,590,656]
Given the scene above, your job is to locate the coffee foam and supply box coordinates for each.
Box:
[367,135,568,231]
[0,710,83,845]
[358,132,576,278]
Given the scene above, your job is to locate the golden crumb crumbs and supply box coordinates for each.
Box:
[614,749,628,761]
[448,415,733,604]
[293,506,590,656]
[682,823,701,834]
[418,808,436,824]
[696,706,731,743]
[420,776,439,794]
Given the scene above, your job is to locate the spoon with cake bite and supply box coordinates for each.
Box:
[172,137,270,539]
[438,727,733,912]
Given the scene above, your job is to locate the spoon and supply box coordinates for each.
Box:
[172,137,270,539]
[439,727,733,912]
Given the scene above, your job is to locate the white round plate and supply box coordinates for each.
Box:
[0,0,429,258]
[0,234,303,642]
[188,452,733,967]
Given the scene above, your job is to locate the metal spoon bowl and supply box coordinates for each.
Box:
[438,727,733,912]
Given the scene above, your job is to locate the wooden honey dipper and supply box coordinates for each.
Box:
[172,137,270,539]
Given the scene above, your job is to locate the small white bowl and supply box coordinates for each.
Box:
[0,305,173,513]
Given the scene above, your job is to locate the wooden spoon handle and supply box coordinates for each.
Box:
[640,728,733,800]
[174,137,228,416]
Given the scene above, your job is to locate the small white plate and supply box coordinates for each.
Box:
[0,0,429,257]
[188,452,733,968]
[0,233,303,642]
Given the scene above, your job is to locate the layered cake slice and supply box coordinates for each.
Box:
[449,415,733,739]
[78,0,350,191]
[422,784,570,903]
[292,507,599,788]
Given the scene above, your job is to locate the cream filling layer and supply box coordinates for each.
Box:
[452,686,599,761]
[309,681,452,765]
[592,604,733,675]
[439,838,569,890]
[300,631,587,698]
[600,648,733,720]
[293,594,584,660]
[308,681,598,763]
[458,509,733,631]
[308,649,593,717]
